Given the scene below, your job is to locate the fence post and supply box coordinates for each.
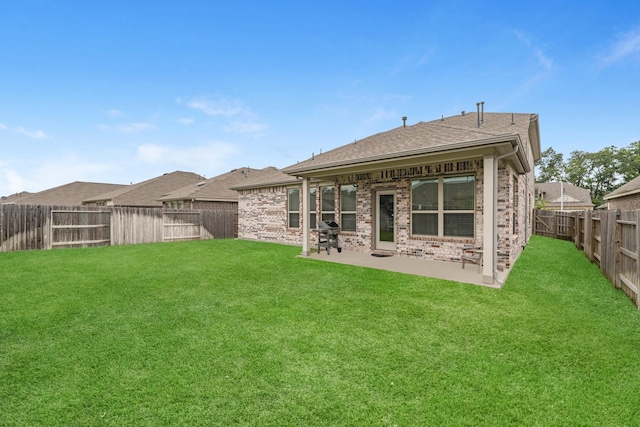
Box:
[584,210,592,261]
[615,217,622,289]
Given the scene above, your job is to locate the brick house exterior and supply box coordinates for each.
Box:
[235,110,541,285]
[602,175,640,211]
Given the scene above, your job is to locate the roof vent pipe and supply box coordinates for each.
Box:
[476,103,481,127]
[402,116,407,128]
[480,101,484,123]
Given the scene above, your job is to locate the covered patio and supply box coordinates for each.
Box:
[305,249,508,288]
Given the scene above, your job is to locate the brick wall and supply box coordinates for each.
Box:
[238,161,528,268]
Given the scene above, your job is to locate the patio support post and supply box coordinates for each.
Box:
[483,154,496,284]
[301,177,310,256]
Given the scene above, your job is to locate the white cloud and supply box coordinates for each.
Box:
[179,95,269,136]
[182,96,244,116]
[177,118,195,125]
[136,141,239,170]
[513,30,554,72]
[0,123,49,139]
[97,122,157,132]
[106,109,124,118]
[15,127,49,139]
[599,27,640,66]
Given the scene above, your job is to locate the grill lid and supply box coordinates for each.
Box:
[318,220,339,229]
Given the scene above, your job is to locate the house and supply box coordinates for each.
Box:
[535,182,594,211]
[1,191,35,204]
[1,182,125,206]
[158,167,276,210]
[234,109,541,285]
[83,171,204,207]
[601,175,640,210]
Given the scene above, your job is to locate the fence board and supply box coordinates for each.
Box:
[0,204,238,252]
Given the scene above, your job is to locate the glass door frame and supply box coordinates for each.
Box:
[375,189,396,251]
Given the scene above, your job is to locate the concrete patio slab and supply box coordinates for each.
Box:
[301,250,509,288]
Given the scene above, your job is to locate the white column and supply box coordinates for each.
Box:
[483,154,496,284]
[301,177,310,256]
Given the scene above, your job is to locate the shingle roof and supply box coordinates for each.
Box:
[159,167,280,202]
[1,191,35,204]
[230,167,300,190]
[83,171,204,207]
[535,182,594,208]
[4,182,126,206]
[283,112,539,175]
[604,175,640,200]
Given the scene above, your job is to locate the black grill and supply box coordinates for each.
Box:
[315,220,342,255]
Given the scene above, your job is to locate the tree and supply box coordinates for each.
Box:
[565,147,619,207]
[535,147,565,182]
[617,140,640,183]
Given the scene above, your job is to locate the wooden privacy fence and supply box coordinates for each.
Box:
[0,204,238,252]
[534,209,640,309]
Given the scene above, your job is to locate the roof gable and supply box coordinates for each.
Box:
[84,171,204,207]
[4,182,126,206]
[159,167,278,202]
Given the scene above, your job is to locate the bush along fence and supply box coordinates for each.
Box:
[534,209,640,309]
[0,204,238,252]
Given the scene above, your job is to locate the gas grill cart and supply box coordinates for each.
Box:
[314,220,342,255]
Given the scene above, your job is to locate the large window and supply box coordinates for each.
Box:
[288,188,300,228]
[340,184,357,232]
[412,175,474,238]
[309,186,317,229]
[321,186,335,223]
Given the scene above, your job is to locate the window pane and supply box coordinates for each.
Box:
[340,185,357,212]
[310,187,317,211]
[412,213,437,235]
[341,213,356,231]
[443,176,474,210]
[289,213,300,228]
[321,187,335,211]
[412,179,438,210]
[444,213,474,237]
[321,213,335,223]
[288,188,299,211]
[310,213,317,229]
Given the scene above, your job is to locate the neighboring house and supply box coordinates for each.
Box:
[234,110,541,285]
[158,167,275,210]
[1,182,125,206]
[601,175,640,210]
[535,182,594,211]
[1,191,35,204]
[83,171,204,207]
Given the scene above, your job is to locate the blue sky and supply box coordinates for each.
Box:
[1,1,640,197]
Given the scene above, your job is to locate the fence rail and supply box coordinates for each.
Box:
[534,209,639,309]
[0,204,237,252]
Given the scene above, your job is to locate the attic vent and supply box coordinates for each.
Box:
[197,181,206,187]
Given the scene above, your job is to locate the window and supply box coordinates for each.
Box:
[288,188,300,228]
[411,175,474,238]
[340,184,357,231]
[309,187,317,229]
[321,186,335,223]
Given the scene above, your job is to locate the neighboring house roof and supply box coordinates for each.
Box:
[535,182,594,209]
[231,167,300,191]
[603,175,640,201]
[283,112,540,177]
[1,191,35,204]
[159,167,277,202]
[83,171,204,207]
[2,182,125,206]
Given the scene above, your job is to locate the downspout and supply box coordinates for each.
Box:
[492,143,520,285]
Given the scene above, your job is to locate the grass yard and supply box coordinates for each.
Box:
[1,236,640,426]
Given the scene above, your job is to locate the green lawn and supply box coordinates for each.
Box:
[1,236,640,426]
